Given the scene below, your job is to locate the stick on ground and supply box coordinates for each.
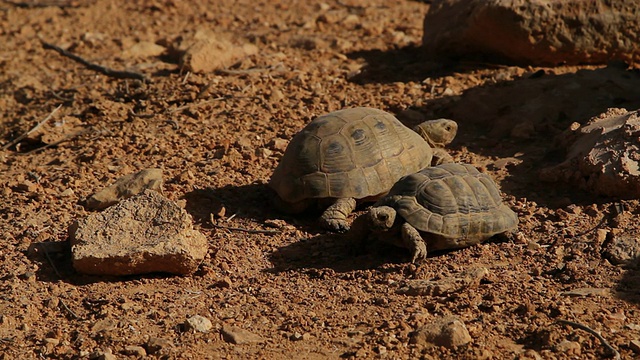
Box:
[1,104,62,151]
[557,319,621,360]
[40,38,147,82]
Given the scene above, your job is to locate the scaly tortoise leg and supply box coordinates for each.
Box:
[319,197,356,233]
[431,148,454,166]
[401,222,427,263]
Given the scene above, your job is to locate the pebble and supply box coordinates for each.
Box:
[86,168,163,210]
[555,340,581,355]
[146,337,172,355]
[221,325,264,344]
[630,339,640,353]
[269,138,289,152]
[90,348,117,360]
[123,345,147,357]
[185,315,213,333]
[410,316,472,348]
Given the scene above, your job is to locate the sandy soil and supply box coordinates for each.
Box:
[2,0,640,359]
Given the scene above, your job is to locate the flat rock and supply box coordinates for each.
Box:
[221,325,264,345]
[410,316,472,348]
[397,267,489,296]
[70,190,208,276]
[180,29,258,73]
[86,168,163,210]
[422,0,640,66]
[539,109,640,198]
[122,41,166,59]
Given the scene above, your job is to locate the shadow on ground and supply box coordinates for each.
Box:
[353,50,640,208]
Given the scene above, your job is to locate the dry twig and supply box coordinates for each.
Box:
[210,214,280,235]
[1,105,62,151]
[40,243,62,278]
[40,38,147,82]
[59,299,80,320]
[557,319,620,359]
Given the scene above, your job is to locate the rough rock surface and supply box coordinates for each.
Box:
[70,190,208,276]
[410,316,472,348]
[86,168,164,210]
[539,108,640,198]
[422,0,640,65]
[179,29,259,73]
[221,326,265,345]
[397,267,489,296]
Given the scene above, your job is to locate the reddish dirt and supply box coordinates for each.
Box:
[2,1,640,359]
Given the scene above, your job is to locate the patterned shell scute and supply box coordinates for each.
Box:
[269,107,434,203]
[386,163,518,239]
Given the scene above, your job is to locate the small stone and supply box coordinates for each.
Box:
[44,338,60,346]
[596,229,609,243]
[60,188,75,197]
[14,180,38,192]
[146,337,172,355]
[70,190,208,276]
[210,277,233,288]
[255,147,273,158]
[290,332,304,341]
[269,138,288,152]
[91,319,117,333]
[560,287,609,297]
[90,348,116,360]
[555,340,581,355]
[221,325,264,345]
[410,316,472,348]
[185,315,213,333]
[630,339,640,353]
[123,345,147,357]
[86,168,163,210]
[122,41,166,59]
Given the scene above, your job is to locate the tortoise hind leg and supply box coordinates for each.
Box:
[319,197,356,232]
[401,222,427,263]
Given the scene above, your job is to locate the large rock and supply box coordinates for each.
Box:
[70,190,208,276]
[422,0,640,66]
[539,108,640,198]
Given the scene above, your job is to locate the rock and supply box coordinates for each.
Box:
[146,337,172,355]
[122,41,166,59]
[86,168,163,210]
[221,325,264,345]
[180,29,258,73]
[89,348,116,360]
[630,339,640,353]
[603,233,640,267]
[185,315,213,333]
[410,316,472,348]
[269,138,289,152]
[555,340,581,355]
[397,267,489,296]
[91,319,117,333]
[422,0,640,66]
[539,109,640,198]
[122,345,147,357]
[70,190,208,276]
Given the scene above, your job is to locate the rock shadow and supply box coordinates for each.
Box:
[614,259,640,305]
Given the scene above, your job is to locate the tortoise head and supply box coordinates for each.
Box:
[368,206,396,231]
[414,119,458,148]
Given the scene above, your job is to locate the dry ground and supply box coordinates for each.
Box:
[2,0,640,359]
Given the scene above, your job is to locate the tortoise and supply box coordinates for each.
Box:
[269,107,458,232]
[348,163,519,262]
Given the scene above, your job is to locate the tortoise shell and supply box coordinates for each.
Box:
[378,163,518,240]
[269,107,435,203]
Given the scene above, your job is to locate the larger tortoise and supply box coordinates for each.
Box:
[269,107,458,232]
[348,163,519,262]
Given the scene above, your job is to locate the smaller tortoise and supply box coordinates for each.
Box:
[348,163,519,262]
[269,107,458,232]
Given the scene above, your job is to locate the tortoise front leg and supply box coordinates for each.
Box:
[401,222,427,263]
[431,148,454,166]
[319,197,356,232]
